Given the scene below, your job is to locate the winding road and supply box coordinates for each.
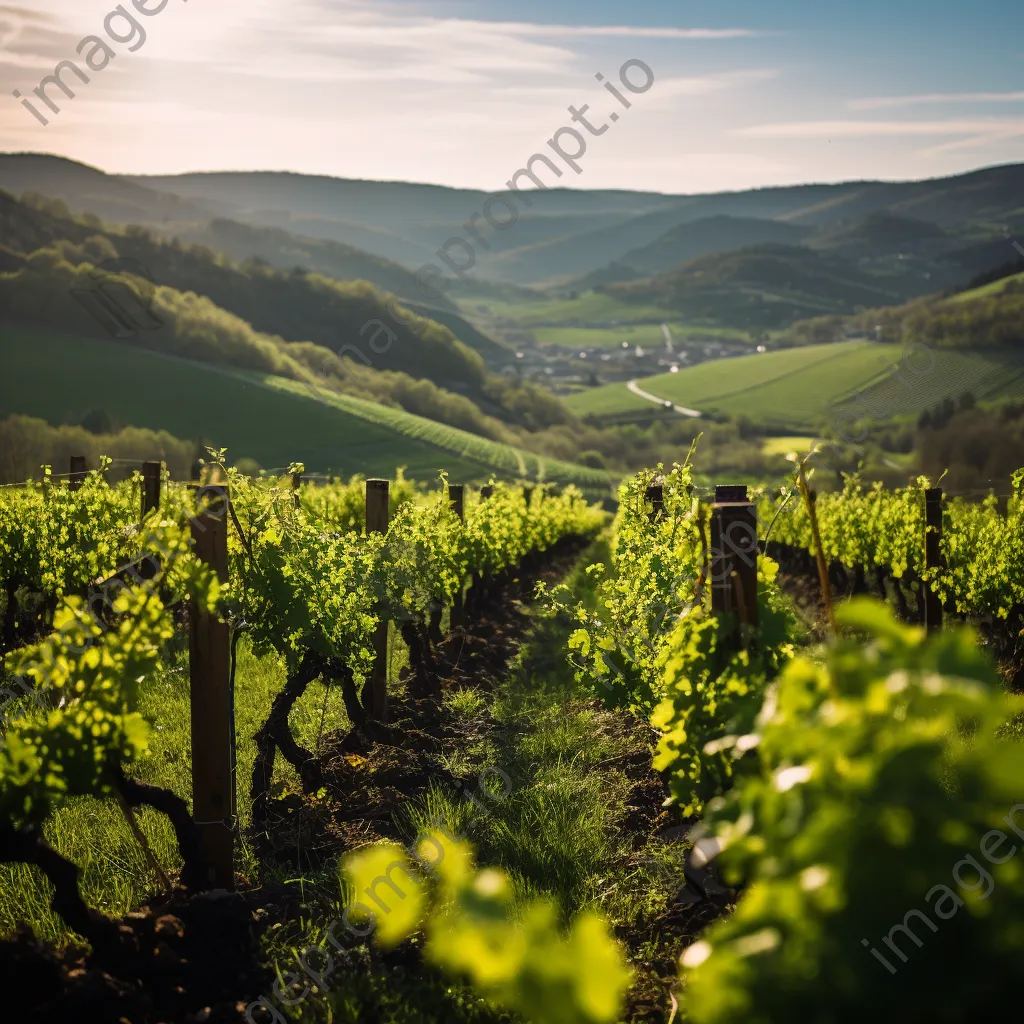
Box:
[626,379,701,418]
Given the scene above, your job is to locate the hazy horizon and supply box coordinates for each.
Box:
[8,150,1024,201]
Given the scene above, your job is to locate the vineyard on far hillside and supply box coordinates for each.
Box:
[3,449,1024,1023]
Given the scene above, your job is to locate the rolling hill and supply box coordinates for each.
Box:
[0,190,563,433]
[0,326,610,489]
[603,245,916,331]
[0,244,580,447]
[807,211,949,259]
[4,154,1023,290]
[565,340,1024,432]
[574,208,1015,328]
[783,264,1024,352]
[132,162,1024,268]
[178,217,461,313]
[599,216,813,279]
[0,153,211,224]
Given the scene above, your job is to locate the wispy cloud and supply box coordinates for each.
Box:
[736,118,1024,140]
[850,91,1024,111]
[0,5,56,23]
[4,0,1021,194]
[506,24,766,40]
[638,69,777,111]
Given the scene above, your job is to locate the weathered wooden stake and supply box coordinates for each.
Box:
[472,486,495,609]
[449,484,466,627]
[449,483,465,522]
[69,455,87,491]
[645,483,664,521]
[291,471,302,509]
[925,487,944,632]
[188,484,234,890]
[366,479,390,722]
[710,484,759,644]
[141,461,162,517]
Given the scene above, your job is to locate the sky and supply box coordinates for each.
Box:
[1,0,1024,194]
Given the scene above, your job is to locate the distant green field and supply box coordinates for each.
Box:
[642,341,887,423]
[566,340,1024,430]
[533,324,671,349]
[761,435,817,456]
[0,327,611,489]
[566,342,885,426]
[467,292,680,327]
[564,384,655,417]
[532,322,751,350]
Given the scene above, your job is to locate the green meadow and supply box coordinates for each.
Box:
[566,340,1024,431]
[565,341,884,427]
[466,292,680,327]
[531,322,752,349]
[0,327,611,488]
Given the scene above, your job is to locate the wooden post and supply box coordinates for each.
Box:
[808,490,818,578]
[449,485,466,628]
[925,487,944,632]
[188,484,234,890]
[366,479,390,722]
[645,483,664,521]
[710,485,758,644]
[69,455,87,491]
[449,483,465,522]
[473,486,494,611]
[522,485,534,506]
[291,471,302,509]
[141,461,161,517]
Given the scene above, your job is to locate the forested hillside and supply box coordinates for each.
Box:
[0,190,569,434]
[604,244,913,330]
[4,155,1023,290]
[0,245,547,446]
[783,266,1024,350]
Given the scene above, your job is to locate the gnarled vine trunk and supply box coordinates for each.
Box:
[0,822,124,959]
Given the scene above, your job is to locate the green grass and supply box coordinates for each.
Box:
[0,327,610,489]
[0,620,417,946]
[532,322,750,350]
[533,324,671,349]
[762,435,817,456]
[846,347,1024,417]
[567,342,890,428]
[1,535,684,1022]
[466,292,680,327]
[0,639,349,942]
[637,341,887,426]
[564,385,655,418]
[567,341,1024,430]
